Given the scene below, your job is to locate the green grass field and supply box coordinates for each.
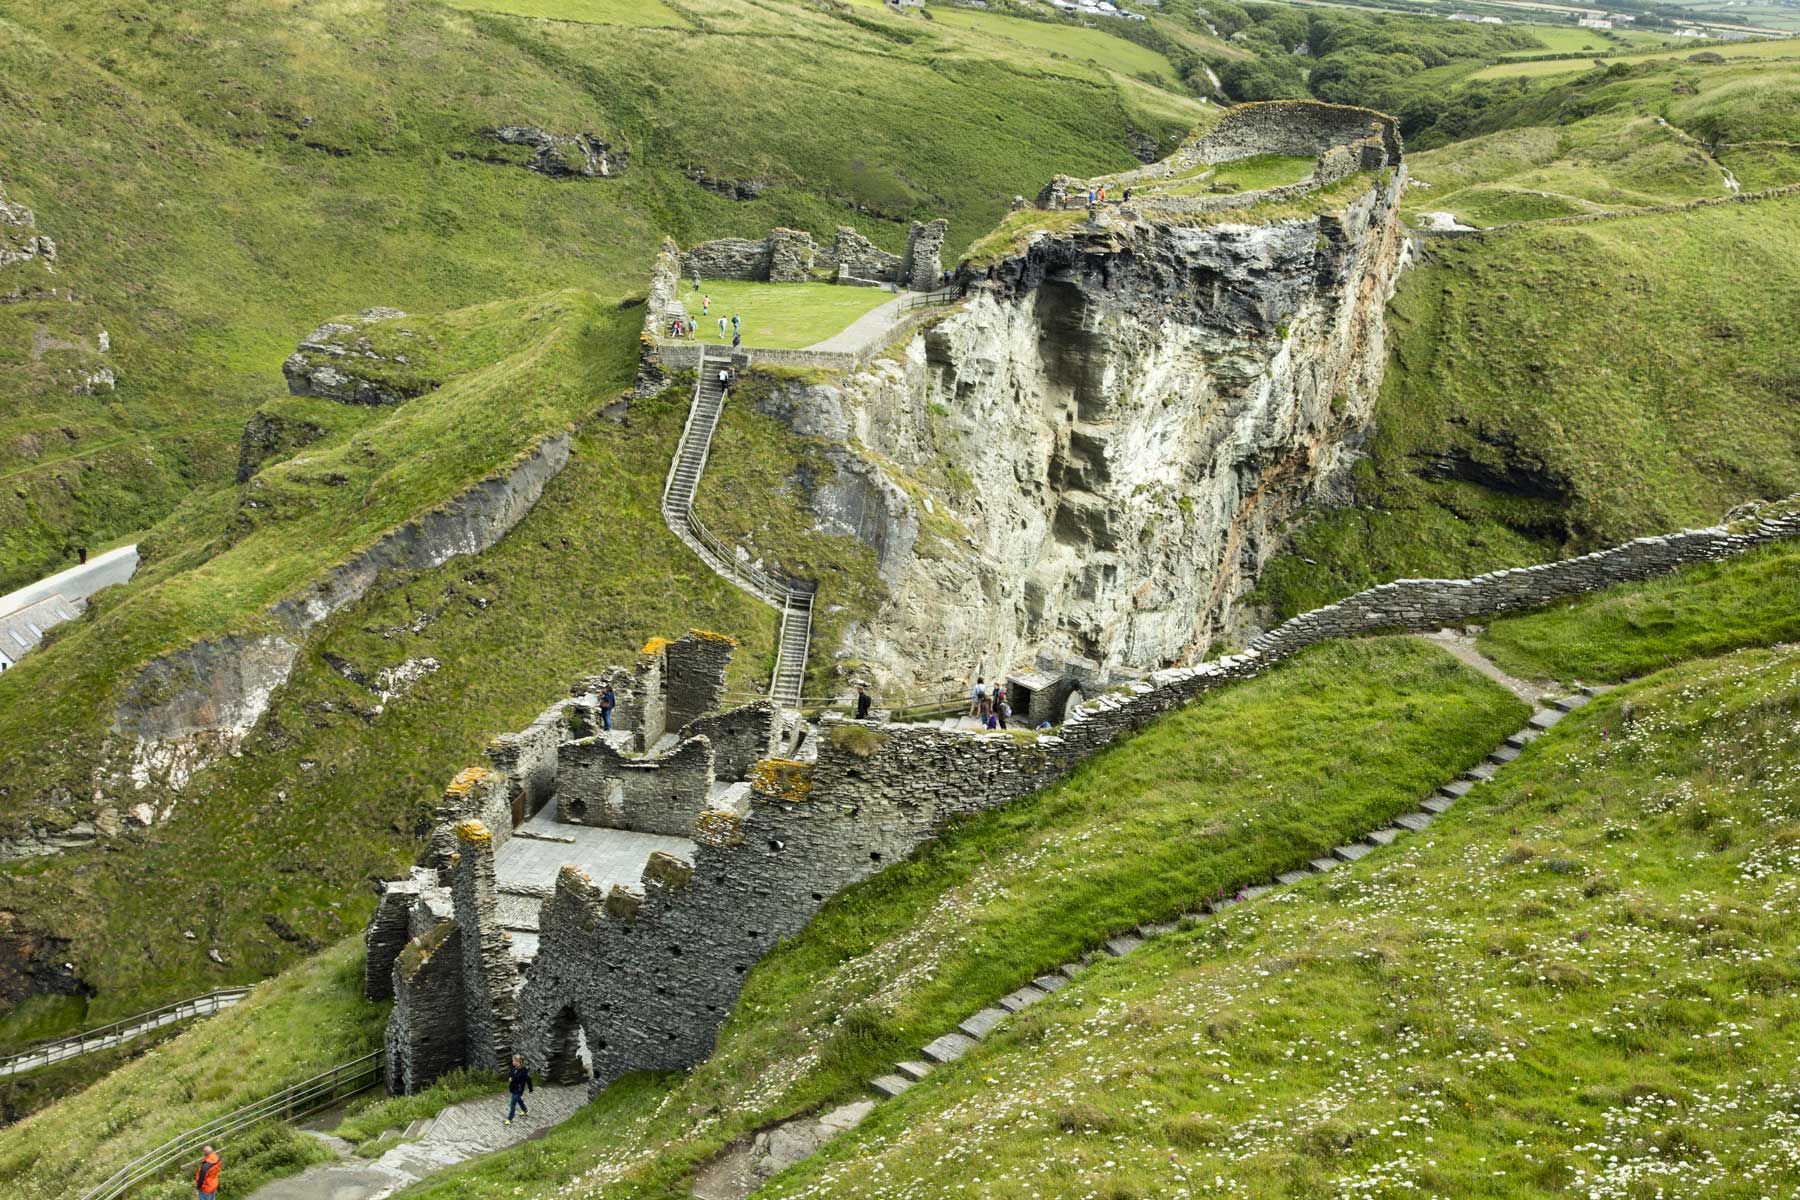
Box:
[930,6,1184,86]
[438,0,689,25]
[1471,34,1800,78]
[670,281,896,349]
[764,639,1800,1197]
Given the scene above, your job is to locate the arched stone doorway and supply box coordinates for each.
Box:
[544,1004,592,1085]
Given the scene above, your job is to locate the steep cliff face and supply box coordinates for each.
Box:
[762,169,1407,689]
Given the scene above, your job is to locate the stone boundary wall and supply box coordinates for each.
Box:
[1038,101,1401,209]
[1415,180,1800,240]
[556,734,716,838]
[510,496,1800,1095]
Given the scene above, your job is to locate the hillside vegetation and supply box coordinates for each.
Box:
[0,0,1211,1033]
[1252,192,1800,620]
[764,615,1800,1197]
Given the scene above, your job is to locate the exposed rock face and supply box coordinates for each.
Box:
[106,434,573,799]
[0,177,56,272]
[685,165,770,201]
[282,307,425,405]
[236,409,327,482]
[481,126,623,178]
[763,171,1407,689]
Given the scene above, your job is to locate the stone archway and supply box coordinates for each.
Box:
[544,1004,591,1084]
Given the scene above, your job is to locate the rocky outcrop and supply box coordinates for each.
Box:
[480,127,624,179]
[108,434,572,798]
[685,165,770,201]
[236,409,327,482]
[282,307,429,405]
[756,142,1407,690]
[0,177,55,272]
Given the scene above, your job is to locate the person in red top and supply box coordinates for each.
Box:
[195,1146,221,1199]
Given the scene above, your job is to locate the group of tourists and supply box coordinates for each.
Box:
[969,677,1012,730]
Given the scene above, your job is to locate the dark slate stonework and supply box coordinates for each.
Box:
[451,823,517,1074]
[385,918,464,1096]
[679,700,779,782]
[556,734,716,837]
[899,219,949,291]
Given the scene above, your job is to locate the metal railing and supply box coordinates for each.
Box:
[896,286,957,313]
[659,354,819,707]
[78,1049,385,1200]
[1,988,253,1077]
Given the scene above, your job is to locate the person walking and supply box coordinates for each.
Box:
[991,682,1006,719]
[599,684,616,732]
[731,329,741,349]
[996,694,1011,730]
[195,1146,221,1200]
[505,1054,533,1125]
[855,684,873,720]
[718,316,728,341]
[702,294,711,316]
[969,677,987,718]
[719,366,732,398]
[731,312,741,341]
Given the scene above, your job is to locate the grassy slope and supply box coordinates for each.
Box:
[383,636,1524,1198]
[1479,538,1800,684]
[0,939,382,1199]
[0,0,1206,591]
[1252,192,1800,621]
[0,0,1212,1030]
[765,646,1800,1198]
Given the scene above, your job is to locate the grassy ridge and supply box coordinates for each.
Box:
[383,636,1524,1198]
[1252,194,1800,621]
[764,640,1800,1197]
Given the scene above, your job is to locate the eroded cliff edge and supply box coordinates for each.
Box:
[753,102,1409,690]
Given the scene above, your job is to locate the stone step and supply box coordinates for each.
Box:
[1394,811,1433,832]
[1104,934,1143,957]
[1242,884,1272,902]
[1528,708,1565,730]
[1550,693,1590,712]
[1275,869,1313,886]
[1366,827,1401,846]
[998,986,1048,1013]
[1309,856,1341,873]
[870,1074,913,1098]
[1137,921,1179,937]
[1487,744,1521,765]
[1504,729,1540,750]
[896,1060,934,1082]
[1420,795,1455,815]
[1332,842,1372,863]
[1442,779,1476,798]
[957,1007,1009,1040]
[921,1032,978,1064]
[1032,974,1067,993]
[1464,762,1498,782]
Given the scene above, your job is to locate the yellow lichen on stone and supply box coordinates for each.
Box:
[694,807,746,848]
[445,766,497,800]
[750,758,814,804]
[688,628,739,647]
[640,636,674,658]
[456,819,493,846]
[604,885,643,920]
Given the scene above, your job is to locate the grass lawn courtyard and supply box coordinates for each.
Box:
[669,280,899,350]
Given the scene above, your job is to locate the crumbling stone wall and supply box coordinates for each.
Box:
[451,822,517,1072]
[831,226,901,282]
[555,734,717,837]
[768,227,818,282]
[679,700,779,782]
[662,632,735,732]
[680,237,771,281]
[899,219,949,291]
[384,918,464,1095]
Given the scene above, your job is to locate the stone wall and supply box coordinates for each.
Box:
[680,237,772,282]
[768,227,818,283]
[899,219,948,292]
[505,495,1800,1096]
[555,734,717,838]
[451,822,518,1073]
[663,632,736,731]
[680,700,780,783]
[832,226,900,282]
[384,918,464,1096]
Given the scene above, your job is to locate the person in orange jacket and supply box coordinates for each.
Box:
[195,1145,221,1199]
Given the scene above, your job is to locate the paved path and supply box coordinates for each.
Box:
[248,1084,587,1200]
[801,291,910,354]
[1415,628,1546,704]
[0,543,138,616]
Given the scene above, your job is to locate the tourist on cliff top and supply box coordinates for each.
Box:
[996,696,1012,730]
[856,684,873,720]
[731,329,741,349]
[702,294,710,315]
[504,1054,534,1125]
[599,684,616,732]
[970,677,987,718]
[195,1145,221,1200]
[717,316,727,340]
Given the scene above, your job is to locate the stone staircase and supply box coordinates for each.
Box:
[659,348,816,713]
